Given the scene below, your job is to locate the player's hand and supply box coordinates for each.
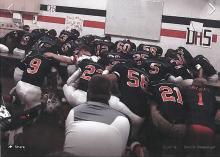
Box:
[105,65,113,71]
[170,124,186,138]
[133,144,147,157]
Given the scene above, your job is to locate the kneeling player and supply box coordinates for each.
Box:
[146,81,186,157]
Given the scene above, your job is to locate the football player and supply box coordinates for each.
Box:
[15,49,60,111]
[30,29,59,55]
[127,50,181,84]
[176,46,194,67]
[13,29,59,83]
[165,49,194,86]
[193,55,218,82]
[144,81,186,157]
[56,29,80,82]
[31,28,48,41]
[13,31,35,55]
[0,28,29,53]
[92,38,115,56]
[114,39,136,58]
[106,55,150,139]
[58,29,79,44]
[137,44,163,58]
[98,51,131,67]
[63,57,104,106]
[183,78,217,157]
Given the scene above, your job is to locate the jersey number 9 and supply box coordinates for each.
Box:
[27,58,42,74]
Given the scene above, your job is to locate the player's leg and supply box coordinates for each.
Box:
[0,43,9,53]
[13,67,24,83]
[13,48,25,56]
[15,81,42,110]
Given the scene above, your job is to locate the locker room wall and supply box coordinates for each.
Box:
[0,0,220,71]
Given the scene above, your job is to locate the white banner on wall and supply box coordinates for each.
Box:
[65,16,84,33]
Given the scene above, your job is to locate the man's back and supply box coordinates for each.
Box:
[64,101,130,157]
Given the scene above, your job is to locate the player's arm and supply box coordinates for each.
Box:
[102,64,114,75]
[150,99,186,138]
[149,100,173,133]
[44,52,78,65]
[66,68,82,86]
[102,63,122,82]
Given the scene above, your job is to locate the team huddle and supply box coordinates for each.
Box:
[0,27,219,157]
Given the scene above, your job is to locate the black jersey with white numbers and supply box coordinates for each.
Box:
[149,82,185,124]
[165,54,194,79]
[176,47,194,66]
[20,54,58,87]
[137,44,163,58]
[183,86,217,129]
[112,62,150,117]
[77,59,104,91]
[114,40,136,54]
[141,58,174,84]
[92,40,115,56]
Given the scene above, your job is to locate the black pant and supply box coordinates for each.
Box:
[0,104,43,131]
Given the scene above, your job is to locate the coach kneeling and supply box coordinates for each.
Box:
[64,75,130,157]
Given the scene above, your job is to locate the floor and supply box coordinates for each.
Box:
[0,75,66,157]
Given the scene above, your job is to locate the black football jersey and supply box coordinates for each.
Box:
[92,40,115,56]
[21,54,58,87]
[98,51,122,67]
[176,47,194,66]
[31,34,59,55]
[81,35,102,49]
[112,62,150,117]
[137,44,163,58]
[98,51,133,66]
[193,55,217,77]
[17,32,35,52]
[58,30,72,44]
[149,82,185,124]
[77,59,104,91]
[183,86,217,129]
[31,29,48,41]
[130,50,151,67]
[2,30,25,44]
[141,58,174,84]
[59,40,78,56]
[1,30,26,51]
[114,40,136,54]
[165,54,194,79]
